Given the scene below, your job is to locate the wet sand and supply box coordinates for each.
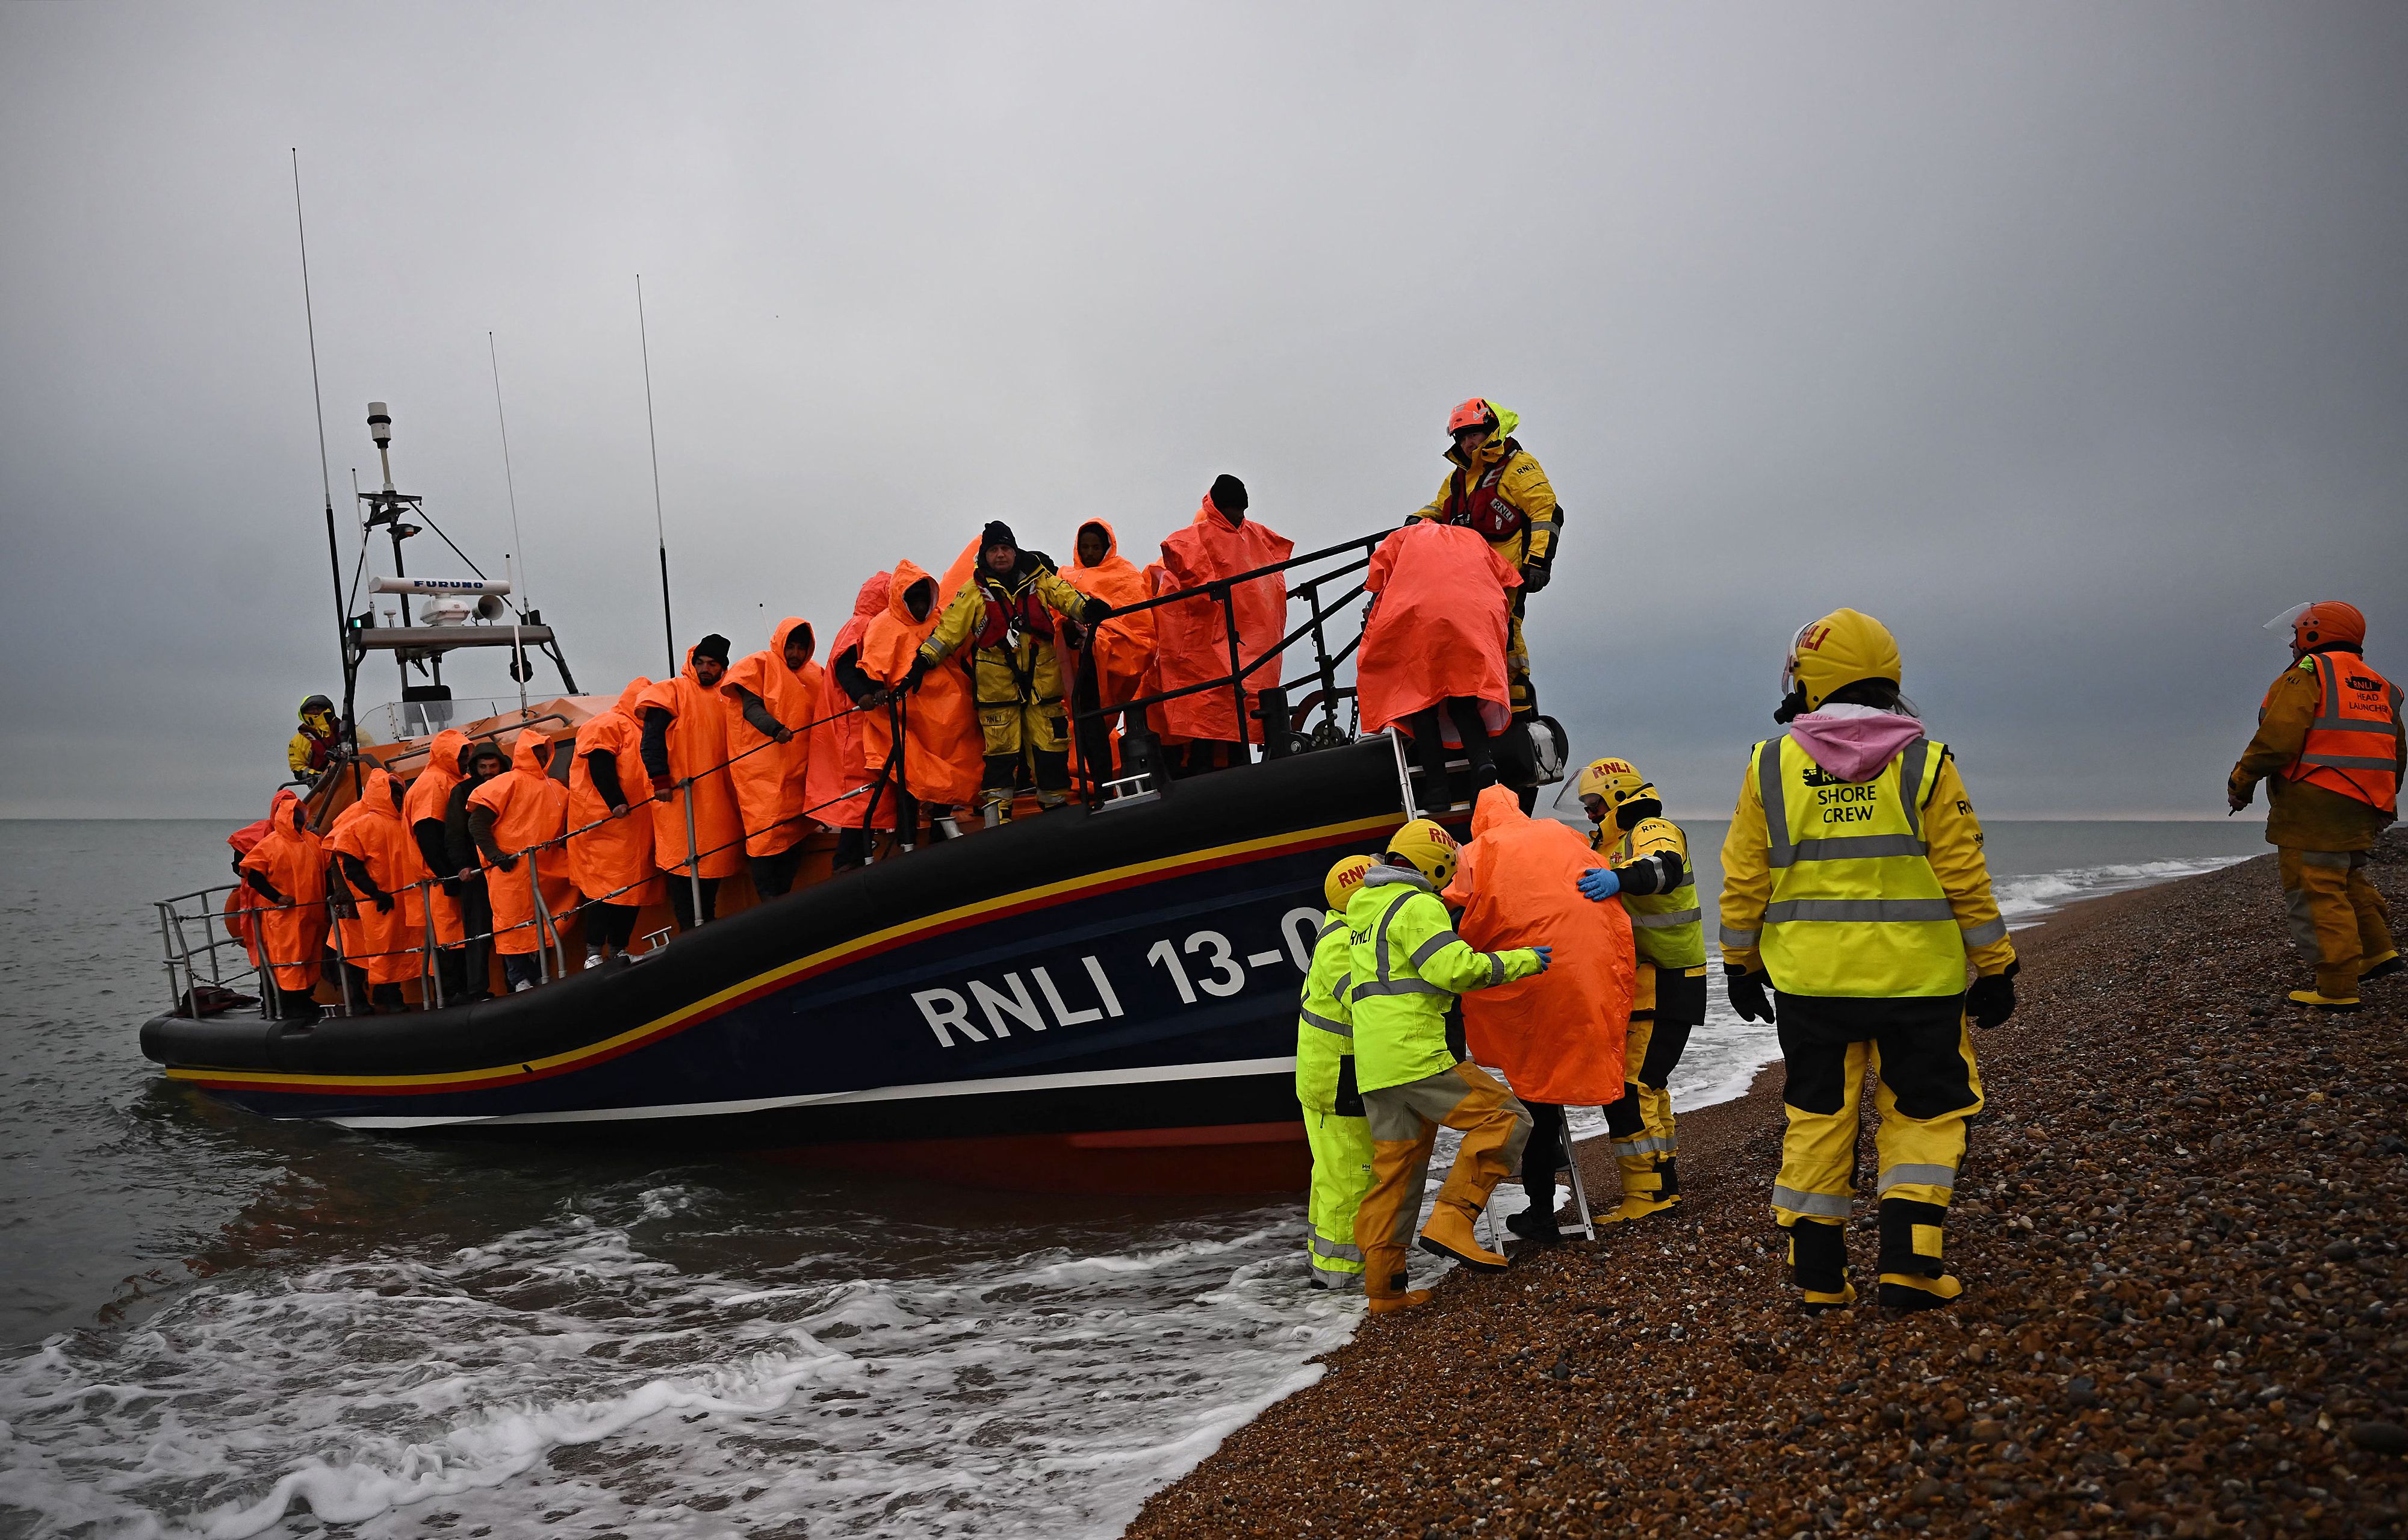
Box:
[1130,837,2408,1538]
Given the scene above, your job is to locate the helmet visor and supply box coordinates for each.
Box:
[1780,620,1819,695]
[2265,601,2313,635]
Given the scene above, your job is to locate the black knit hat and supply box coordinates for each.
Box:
[1209,474,1248,515]
[694,633,733,665]
[981,521,1018,554]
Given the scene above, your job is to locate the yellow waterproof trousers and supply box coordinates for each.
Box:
[1355,1063,1530,1302]
[1304,1107,1374,1288]
[2280,846,2395,998]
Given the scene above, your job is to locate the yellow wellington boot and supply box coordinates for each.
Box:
[2359,951,2402,984]
[2288,988,2362,1013]
[1418,1201,1509,1272]
[1878,1272,1965,1311]
[1594,1155,1681,1225]
[1367,1289,1434,1315]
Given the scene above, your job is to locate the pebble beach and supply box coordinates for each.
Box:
[1129,835,2408,1540]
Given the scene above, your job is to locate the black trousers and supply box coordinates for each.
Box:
[668,877,721,933]
[749,848,804,899]
[1521,1101,1570,1197]
[585,901,642,953]
[458,877,494,998]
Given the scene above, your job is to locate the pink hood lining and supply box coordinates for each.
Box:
[1786,704,1925,784]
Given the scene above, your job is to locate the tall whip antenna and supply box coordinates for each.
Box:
[291,148,358,772]
[486,331,530,612]
[636,273,676,673]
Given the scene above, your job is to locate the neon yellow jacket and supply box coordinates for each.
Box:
[1721,733,2015,993]
[1408,415,1560,571]
[919,563,1094,709]
[1596,815,1706,970]
[1294,911,1356,1114]
[1345,866,1544,1094]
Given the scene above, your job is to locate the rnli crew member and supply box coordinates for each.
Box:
[2228,601,2403,1010]
[569,680,660,967]
[722,617,827,895]
[641,635,746,930]
[1299,853,1379,1290]
[405,730,471,1001]
[1405,399,1561,721]
[288,695,343,786]
[912,523,1108,825]
[1349,818,1552,1314]
[443,739,510,1000]
[1155,477,1295,775]
[238,787,329,1020]
[1721,609,2016,1313]
[1574,757,1709,1223]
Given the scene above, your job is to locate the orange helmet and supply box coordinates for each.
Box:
[1447,397,1497,437]
[2295,601,2366,651]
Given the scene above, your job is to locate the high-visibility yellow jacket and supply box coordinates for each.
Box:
[1345,866,1545,1094]
[1407,427,1561,574]
[1595,815,1706,970]
[1295,910,1357,1116]
[1720,733,2014,996]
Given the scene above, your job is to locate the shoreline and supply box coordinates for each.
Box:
[1131,840,2408,1538]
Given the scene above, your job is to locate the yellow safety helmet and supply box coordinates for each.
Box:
[1384,818,1461,890]
[1576,756,1659,820]
[1782,607,1902,713]
[1323,853,1378,912]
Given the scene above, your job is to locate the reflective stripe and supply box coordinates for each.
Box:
[1486,952,1506,987]
[1333,973,1353,995]
[1525,517,1559,532]
[1757,741,1793,870]
[1317,919,1347,941]
[1631,908,1702,928]
[1299,1007,1352,1036]
[1721,925,1761,950]
[1353,978,1445,998]
[1310,1233,1364,1261]
[2297,849,2356,869]
[1787,834,1927,863]
[1407,930,1463,967]
[1373,890,1407,985]
[1878,1163,1958,1194]
[1960,917,2008,948]
[1763,898,1956,925]
[2301,753,2397,770]
[1614,1135,1674,1156]
[1773,1186,1852,1219]
[1899,738,1930,842]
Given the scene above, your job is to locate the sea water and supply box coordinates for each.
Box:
[0,818,2265,1537]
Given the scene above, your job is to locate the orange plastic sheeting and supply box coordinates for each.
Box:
[237,789,328,990]
[1064,519,1157,709]
[639,651,746,880]
[1358,521,1521,737]
[722,617,826,857]
[568,680,662,908]
[808,573,894,831]
[1443,784,1633,1105]
[1155,497,1293,742]
[469,731,574,958]
[400,728,471,947]
[222,789,297,958]
[326,768,426,985]
[860,559,984,808]
[1138,562,1183,745]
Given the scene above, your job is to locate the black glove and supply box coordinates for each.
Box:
[1521,562,1551,595]
[1967,963,2018,1029]
[1726,964,1776,1024]
[904,655,932,694]
[441,876,462,899]
[493,852,518,873]
[1084,597,1114,625]
[373,893,394,915]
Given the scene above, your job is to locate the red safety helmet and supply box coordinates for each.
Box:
[1447,397,1497,438]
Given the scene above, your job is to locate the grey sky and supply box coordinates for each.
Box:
[4,2,2403,819]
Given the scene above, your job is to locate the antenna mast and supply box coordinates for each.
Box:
[486,331,530,611]
[291,149,359,782]
[636,274,676,674]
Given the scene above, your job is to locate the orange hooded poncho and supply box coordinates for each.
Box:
[569,679,662,907]
[1444,784,1634,1105]
[809,573,893,831]
[327,766,427,986]
[640,648,746,881]
[402,730,470,946]
[468,730,573,958]
[238,788,328,990]
[1064,518,1156,709]
[1155,495,1294,743]
[860,559,984,808]
[722,616,827,857]
[1358,520,1521,739]
[222,789,297,958]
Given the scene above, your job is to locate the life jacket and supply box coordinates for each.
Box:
[2276,649,2401,815]
[970,568,1057,650]
[1603,817,1707,970]
[1439,439,1531,542]
[1751,733,1968,999]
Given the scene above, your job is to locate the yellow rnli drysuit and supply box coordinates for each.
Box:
[1297,909,1373,1289]
[919,557,1098,819]
[1593,812,1708,1220]
[1407,409,1560,719]
[1347,866,1545,1302]
[1721,729,2014,1311]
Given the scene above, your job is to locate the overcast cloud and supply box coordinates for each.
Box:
[3,2,2403,819]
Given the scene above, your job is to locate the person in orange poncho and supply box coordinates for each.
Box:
[237,787,329,1020]
[812,573,898,871]
[220,790,295,967]
[467,730,573,992]
[326,767,427,1011]
[835,559,984,843]
[1359,518,1522,801]
[1444,783,1636,1243]
[1155,476,1293,774]
[569,680,660,967]
[721,617,827,896]
[1060,518,1157,786]
[639,636,745,930]
[403,729,472,1001]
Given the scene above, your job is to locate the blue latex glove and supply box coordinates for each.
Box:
[1576,868,1622,902]
[1528,945,1554,973]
